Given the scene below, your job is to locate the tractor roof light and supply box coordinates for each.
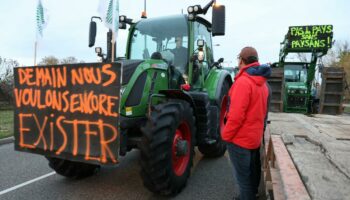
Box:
[193,5,203,13]
[187,6,194,13]
[118,15,133,28]
[119,15,126,22]
[119,23,126,29]
[141,11,147,19]
[188,13,195,21]
[95,47,102,54]
[213,1,221,8]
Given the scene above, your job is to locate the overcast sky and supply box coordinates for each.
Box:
[0,0,349,67]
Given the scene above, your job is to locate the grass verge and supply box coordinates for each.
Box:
[344,106,350,114]
[0,109,14,139]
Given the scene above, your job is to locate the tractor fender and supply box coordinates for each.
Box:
[159,90,196,110]
[215,71,233,105]
[158,90,198,136]
[204,69,233,105]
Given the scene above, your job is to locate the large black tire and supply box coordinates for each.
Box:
[198,80,230,157]
[46,157,100,179]
[140,100,195,195]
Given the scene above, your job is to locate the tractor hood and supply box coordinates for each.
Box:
[118,59,144,85]
[118,59,170,86]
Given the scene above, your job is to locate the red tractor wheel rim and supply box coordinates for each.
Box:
[219,95,228,133]
[172,121,191,176]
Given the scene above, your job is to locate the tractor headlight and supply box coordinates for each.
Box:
[188,13,195,21]
[193,5,202,13]
[291,90,295,94]
[95,47,102,54]
[119,15,126,22]
[198,51,204,62]
[187,6,194,13]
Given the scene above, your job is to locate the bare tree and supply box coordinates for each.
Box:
[0,57,19,104]
[60,56,78,64]
[39,56,60,65]
[39,56,84,65]
[322,40,350,67]
[338,49,350,101]
[296,53,308,62]
[321,41,350,101]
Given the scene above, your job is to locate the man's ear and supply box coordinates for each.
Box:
[239,59,243,66]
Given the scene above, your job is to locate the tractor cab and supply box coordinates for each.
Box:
[126,14,219,89]
[284,63,307,83]
[128,15,189,74]
[283,63,309,112]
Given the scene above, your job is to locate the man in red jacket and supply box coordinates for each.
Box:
[222,47,271,200]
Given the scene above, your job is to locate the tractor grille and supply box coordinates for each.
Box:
[287,96,307,107]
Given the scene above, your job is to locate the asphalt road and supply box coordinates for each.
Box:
[0,143,237,200]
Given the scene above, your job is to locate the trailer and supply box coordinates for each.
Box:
[263,112,350,200]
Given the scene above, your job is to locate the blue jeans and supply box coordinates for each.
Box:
[227,143,261,200]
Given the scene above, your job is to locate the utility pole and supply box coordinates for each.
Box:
[142,0,147,18]
[34,41,37,66]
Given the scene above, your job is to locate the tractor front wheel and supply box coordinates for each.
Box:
[140,100,195,195]
[198,80,230,157]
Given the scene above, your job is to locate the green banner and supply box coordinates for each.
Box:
[288,25,333,50]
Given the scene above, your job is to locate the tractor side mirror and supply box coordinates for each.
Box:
[89,21,97,47]
[212,4,225,36]
[212,57,224,68]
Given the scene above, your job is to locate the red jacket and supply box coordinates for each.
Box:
[221,62,270,149]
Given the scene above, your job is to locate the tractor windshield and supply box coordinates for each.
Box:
[284,64,307,83]
[129,15,189,74]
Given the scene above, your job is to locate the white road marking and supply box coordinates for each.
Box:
[0,172,56,196]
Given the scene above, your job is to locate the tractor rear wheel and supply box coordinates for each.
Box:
[140,100,195,195]
[46,157,100,179]
[198,80,230,157]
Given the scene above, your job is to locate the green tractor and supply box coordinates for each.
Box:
[272,25,333,113]
[46,1,231,195]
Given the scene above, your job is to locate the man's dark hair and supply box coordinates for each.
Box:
[242,56,258,64]
[239,46,259,64]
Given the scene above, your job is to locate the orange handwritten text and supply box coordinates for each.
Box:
[18,67,67,88]
[18,113,118,163]
[14,89,118,117]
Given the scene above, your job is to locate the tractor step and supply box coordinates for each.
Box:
[189,92,212,145]
[202,138,217,145]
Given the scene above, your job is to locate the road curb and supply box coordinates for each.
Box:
[0,136,14,145]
